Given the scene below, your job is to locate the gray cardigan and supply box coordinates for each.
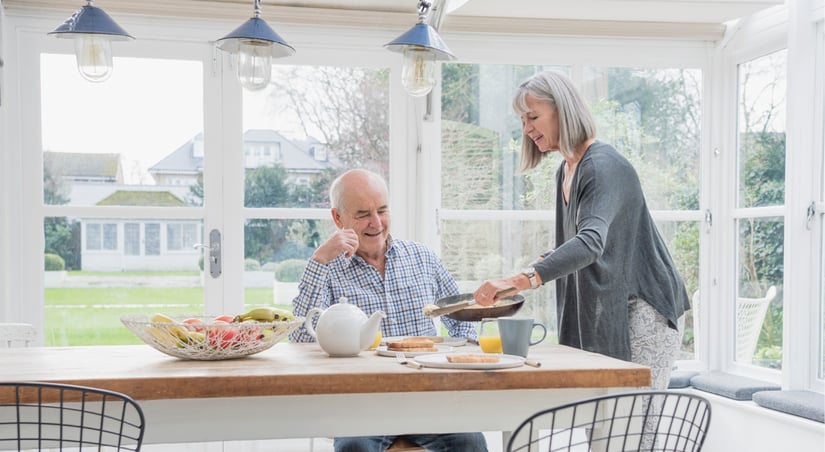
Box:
[533,141,690,361]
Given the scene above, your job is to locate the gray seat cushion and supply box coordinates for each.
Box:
[690,372,780,400]
[752,390,824,423]
[668,370,700,389]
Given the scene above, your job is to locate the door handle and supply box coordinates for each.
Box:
[193,229,222,278]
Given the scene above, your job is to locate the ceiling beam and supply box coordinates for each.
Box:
[2,0,725,40]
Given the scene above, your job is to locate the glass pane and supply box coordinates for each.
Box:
[821,212,824,380]
[736,50,787,208]
[819,25,825,383]
[40,54,207,346]
[440,219,557,340]
[145,223,161,256]
[656,221,700,360]
[241,64,391,308]
[44,217,205,346]
[242,219,337,310]
[41,54,204,206]
[582,67,702,211]
[736,217,784,369]
[441,64,569,210]
[124,223,140,256]
[242,65,390,208]
[440,64,702,358]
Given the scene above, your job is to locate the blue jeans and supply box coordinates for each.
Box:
[333,433,488,452]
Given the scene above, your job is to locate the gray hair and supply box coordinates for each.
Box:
[328,169,387,211]
[512,70,596,170]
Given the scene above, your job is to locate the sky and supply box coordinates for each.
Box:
[40,54,305,184]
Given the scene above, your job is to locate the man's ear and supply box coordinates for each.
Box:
[331,208,344,229]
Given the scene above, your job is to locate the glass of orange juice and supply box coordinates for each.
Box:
[478,318,502,353]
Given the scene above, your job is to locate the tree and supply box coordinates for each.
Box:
[269,66,390,179]
[43,164,81,270]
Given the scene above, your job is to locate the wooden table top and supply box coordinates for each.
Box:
[0,342,650,401]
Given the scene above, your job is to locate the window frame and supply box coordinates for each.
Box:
[0,3,821,395]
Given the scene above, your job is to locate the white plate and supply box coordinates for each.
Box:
[375,345,454,357]
[413,353,525,370]
[381,336,468,347]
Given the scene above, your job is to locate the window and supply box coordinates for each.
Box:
[145,223,161,256]
[85,223,118,251]
[241,64,390,309]
[167,223,198,251]
[124,223,140,256]
[439,64,569,338]
[818,21,825,383]
[734,49,787,369]
[439,64,702,358]
[39,52,204,345]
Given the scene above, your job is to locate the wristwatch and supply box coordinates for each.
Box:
[521,268,540,289]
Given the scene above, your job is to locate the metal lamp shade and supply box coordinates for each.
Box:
[49,4,133,40]
[216,17,295,58]
[384,22,455,61]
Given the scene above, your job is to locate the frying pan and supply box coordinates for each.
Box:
[433,293,525,322]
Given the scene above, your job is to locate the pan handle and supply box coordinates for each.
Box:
[494,287,518,299]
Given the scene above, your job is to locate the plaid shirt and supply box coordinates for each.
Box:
[289,236,477,342]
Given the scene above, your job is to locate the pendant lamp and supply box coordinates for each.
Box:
[49,0,133,83]
[216,0,295,91]
[385,0,455,97]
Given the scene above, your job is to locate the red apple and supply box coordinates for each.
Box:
[237,322,262,344]
[206,320,238,349]
[182,318,205,332]
[212,314,235,323]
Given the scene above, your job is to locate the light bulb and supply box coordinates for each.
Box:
[401,47,436,97]
[75,34,113,82]
[237,39,272,91]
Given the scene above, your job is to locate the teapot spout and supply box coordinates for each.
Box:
[360,310,386,350]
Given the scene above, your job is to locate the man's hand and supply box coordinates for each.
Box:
[311,228,360,264]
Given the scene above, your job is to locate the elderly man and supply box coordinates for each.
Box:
[289,169,487,452]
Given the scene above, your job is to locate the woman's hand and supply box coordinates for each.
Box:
[473,278,522,306]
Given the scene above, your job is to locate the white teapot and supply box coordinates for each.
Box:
[304,297,386,357]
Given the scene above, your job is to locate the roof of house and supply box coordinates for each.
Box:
[44,152,122,181]
[67,182,192,206]
[148,129,330,175]
[96,190,185,207]
[149,132,204,175]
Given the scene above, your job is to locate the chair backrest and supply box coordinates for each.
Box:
[736,286,777,363]
[0,323,37,348]
[507,390,711,452]
[0,381,146,451]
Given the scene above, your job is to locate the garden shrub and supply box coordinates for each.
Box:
[44,253,65,271]
[244,258,261,271]
[275,259,307,282]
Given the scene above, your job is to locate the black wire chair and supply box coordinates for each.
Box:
[0,381,146,451]
[507,390,711,452]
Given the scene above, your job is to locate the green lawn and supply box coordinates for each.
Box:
[44,287,288,346]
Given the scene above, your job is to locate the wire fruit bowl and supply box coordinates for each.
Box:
[121,314,304,360]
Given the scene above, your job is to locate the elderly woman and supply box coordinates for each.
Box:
[474,70,690,391]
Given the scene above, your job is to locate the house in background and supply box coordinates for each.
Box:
[45,129,332,272]
[149,129,331,187]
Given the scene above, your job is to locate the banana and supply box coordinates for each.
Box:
[259,329,275,341]
[235,307,295,323]
[151,313,176,323]
[147,325,178,347]
[150,313,190,343]
[185,330,206,345]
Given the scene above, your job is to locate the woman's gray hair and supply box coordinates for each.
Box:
[512,70,596,170]
[328,169,387,211]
